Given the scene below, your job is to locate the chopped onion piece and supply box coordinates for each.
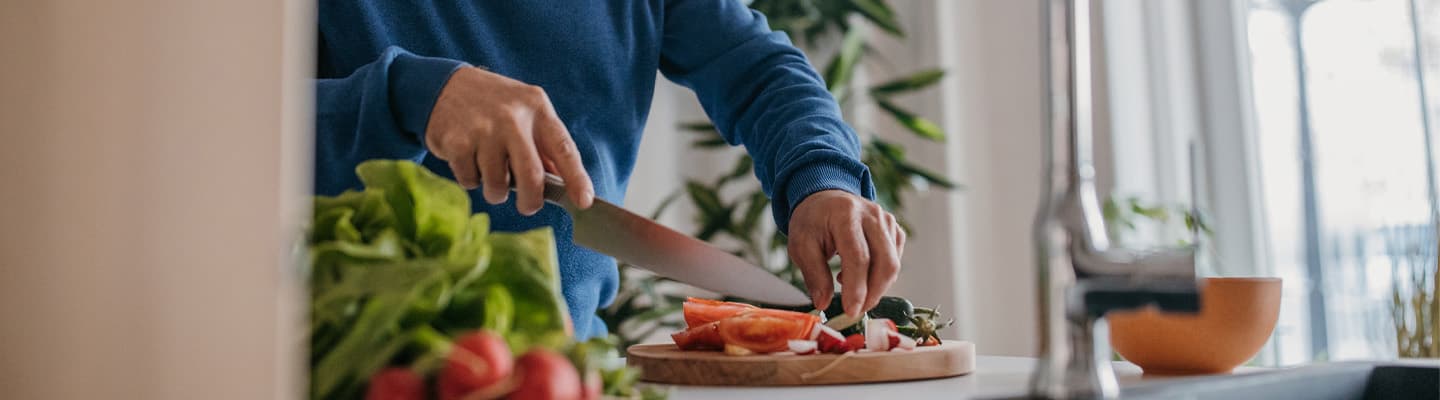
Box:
[865,319,892,351]
[787,339,818,355]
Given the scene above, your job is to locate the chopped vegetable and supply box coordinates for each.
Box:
[670,321,724,351]
[682,297,756,327]
[891,332,917,350]
[865,319,893,351]
[844,334,865,352]
[717,311,819,353]
[673,297,947,357]
[822,295,912,324]
[365,368,425,400]
[823,312,867,337]
[813,325,849,354]
[787,340,818,355]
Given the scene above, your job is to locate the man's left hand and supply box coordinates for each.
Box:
[787,190,906,317]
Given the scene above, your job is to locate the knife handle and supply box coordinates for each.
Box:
[540,173,569,206]
[495,171,574,208]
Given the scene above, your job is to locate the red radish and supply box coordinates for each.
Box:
[509,349,582,400]
[438,331,514,400]
[787,340,818,355]
[580,370,603,400]
[813,325,848,354]
[882,319,898,333]
[865,319,893,351]
[844,334,865,351]
[365,367,425,400]
[890,332,918,351]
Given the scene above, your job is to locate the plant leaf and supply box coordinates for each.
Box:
[876,99,945,141]
[739,191,771,235]
[823,27,866,97]
[719,156,754,185]
[897,162,958,189]
[679,121,717,132]
[847,0,904,36]
[649,191,681,220]
[685,181,725,215]
[870,69,945,97]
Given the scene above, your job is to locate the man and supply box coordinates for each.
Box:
[315,0,906,339]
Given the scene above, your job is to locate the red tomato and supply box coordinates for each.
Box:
[509,349,582,400]
[671,321,724,350]
[716,312,821,353]
[845,334,865,351]
[365,367,424,400]
[439,331,514,400]
[682,297,756,328]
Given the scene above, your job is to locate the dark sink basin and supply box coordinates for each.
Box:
[1119,362,1438,400]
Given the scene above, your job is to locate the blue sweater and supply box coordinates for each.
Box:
[315,0,875,339]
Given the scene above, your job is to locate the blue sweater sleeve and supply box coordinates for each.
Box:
[314,46,468,194]
[659,0,877,233]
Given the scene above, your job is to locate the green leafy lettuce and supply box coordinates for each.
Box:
[306,160,571,400]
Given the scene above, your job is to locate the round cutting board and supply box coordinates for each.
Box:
[626,341,974,386]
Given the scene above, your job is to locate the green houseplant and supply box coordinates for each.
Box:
[598,0,957,349]
[1390,225,1439,358]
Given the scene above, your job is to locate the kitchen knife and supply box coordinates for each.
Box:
[529,173,812,306]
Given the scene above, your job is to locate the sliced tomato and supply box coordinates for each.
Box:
[682,298,757,328]
[671,321,724,350]
[716,311,821,353]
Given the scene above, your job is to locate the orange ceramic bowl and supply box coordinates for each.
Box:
[1108,277,1281,375]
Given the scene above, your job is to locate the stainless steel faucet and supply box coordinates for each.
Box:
[1029,0,1202,398]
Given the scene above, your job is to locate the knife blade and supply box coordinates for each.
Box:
[531,173,812,306]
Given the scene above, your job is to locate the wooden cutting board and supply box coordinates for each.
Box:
[626,341,975,386]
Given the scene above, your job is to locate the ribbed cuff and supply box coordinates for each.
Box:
[776,161,875,234]
[389,49,470,140]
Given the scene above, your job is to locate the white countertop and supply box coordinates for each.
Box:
[657,355,1201,399]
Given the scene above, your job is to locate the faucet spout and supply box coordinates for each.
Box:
[1029,0,1201,398]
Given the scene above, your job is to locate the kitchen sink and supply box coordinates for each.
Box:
[993,362,1438,400]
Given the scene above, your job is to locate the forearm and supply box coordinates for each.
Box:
[314,46,467,194]
[660,0,875,231]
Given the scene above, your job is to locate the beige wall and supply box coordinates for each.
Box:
[0,1,310,399]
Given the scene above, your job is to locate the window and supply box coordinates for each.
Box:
[1245,0,1439,364]
[1100,0,1439,365]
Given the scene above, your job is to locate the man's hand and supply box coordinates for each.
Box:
[425,67,594,215]
[787,190,906,317]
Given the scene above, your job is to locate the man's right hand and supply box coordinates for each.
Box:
[425,67,595,215]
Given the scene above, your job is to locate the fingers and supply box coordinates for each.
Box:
[864,209,902,312]
[835,220,871,317]
[891,213,907,259]
[508,135,546,216]
[448,148,481,190]
[478,143,509,205]
[535,109,594,209]
[788,233,834,310]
